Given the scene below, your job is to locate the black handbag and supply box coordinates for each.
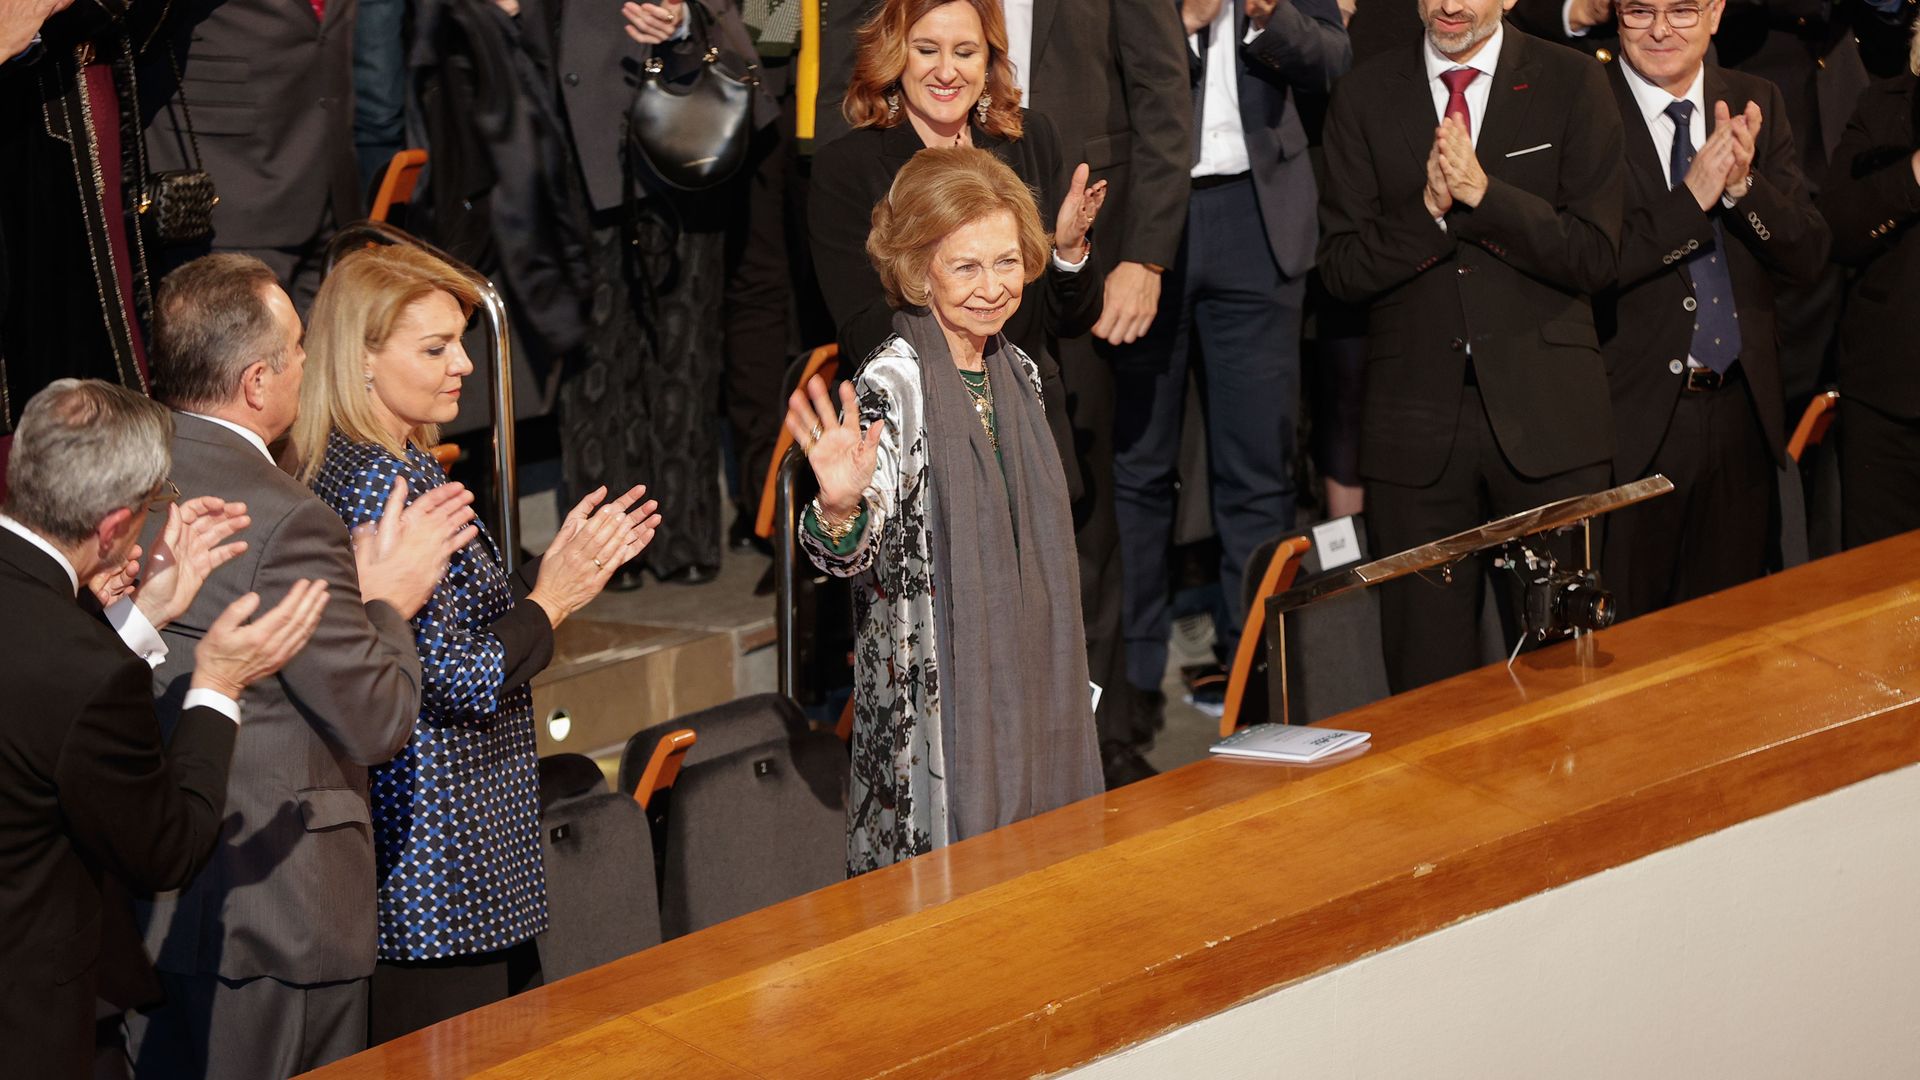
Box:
[624,1,757,191]
[142,54,218,245]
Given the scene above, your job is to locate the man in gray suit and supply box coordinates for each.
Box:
[127,254,478,1078]
[1111,0,1348,707]
[141,0,362,307]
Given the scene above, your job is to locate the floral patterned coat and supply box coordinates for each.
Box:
[800,335,1048,874]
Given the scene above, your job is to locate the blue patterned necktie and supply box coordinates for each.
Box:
[1664,100,1741,373]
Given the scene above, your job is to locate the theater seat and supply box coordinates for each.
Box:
[537,752,607,812]
[658,730,849,939]
[1220,536,1313,736]
[616,693,810,798]
[536,791,662,981]
[369,148,428,225]
[1232,520,1392,731]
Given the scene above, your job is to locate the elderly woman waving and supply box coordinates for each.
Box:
[790,148,1101,875]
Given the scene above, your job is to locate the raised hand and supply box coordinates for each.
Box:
[1684,111,1739,212]
[1435,116,1488,208]
[89,546,142,609]
[190,579,331,700]
[622,0,686,44]
[353,478,480,619]
[134,496,252,630]
[1182,0,1223,32]
[786,376,881,520]
[1053,163,1109,265]
[527,484,662,627]
[1721,99,1763,203]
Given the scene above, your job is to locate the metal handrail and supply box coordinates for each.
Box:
[323,221,521,574]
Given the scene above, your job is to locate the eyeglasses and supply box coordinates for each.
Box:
[1617,4,1704,28]
[144,479,181,514]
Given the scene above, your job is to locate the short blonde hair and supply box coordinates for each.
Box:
[292,245,480,480]
[866,147,1050,309]
[1909,14,1920,76]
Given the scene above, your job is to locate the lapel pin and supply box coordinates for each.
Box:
[1512,83,1529,91]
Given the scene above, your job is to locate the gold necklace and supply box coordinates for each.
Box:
[961,366,996,449]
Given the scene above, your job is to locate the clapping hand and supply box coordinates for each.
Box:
[623,0,686,44]
[787,376,881,521]
[527,484,662,627]
[131,496,252,630]
[190,579,331,699]
[1053,163,1108,265]
[1682,103,1744,211]
[1719,99,1762,203]
[1435,116,1487,208]
[352,478,480,619]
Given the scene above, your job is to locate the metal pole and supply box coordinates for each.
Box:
[475,287,519,576]
[774,449,800,700]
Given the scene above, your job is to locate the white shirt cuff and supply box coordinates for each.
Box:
[107,598,169,669]
[1051,247,1091,272]
[184,688,242,725]
[1244,25,1263,44]
[1562,0,1592,36]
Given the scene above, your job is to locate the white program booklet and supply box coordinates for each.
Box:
[1209,724,1371,764]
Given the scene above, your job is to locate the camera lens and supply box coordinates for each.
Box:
[1558,584,1615,631]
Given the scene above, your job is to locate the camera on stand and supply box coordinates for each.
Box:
[1495,539,1616,643]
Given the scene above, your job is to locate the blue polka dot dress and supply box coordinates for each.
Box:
[309,431,549,961]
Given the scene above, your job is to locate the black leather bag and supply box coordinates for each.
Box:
[624,1,757,191]
[143,55,219,245]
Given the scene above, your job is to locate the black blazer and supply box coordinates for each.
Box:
[1597,62,1829,480]
[818,0,1193,271]
[1823,74,1920,418]
[809,113,1101,491]
[0,528,236,1078]
[1317,26,1626,486]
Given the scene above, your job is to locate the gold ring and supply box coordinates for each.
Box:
[592,557,604,569]
[809,423,823,444]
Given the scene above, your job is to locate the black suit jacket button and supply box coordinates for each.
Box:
[566,72,581,86]
[1683,296,1697,312]
[1450,337,1465,351]
[1457,265,1473,275]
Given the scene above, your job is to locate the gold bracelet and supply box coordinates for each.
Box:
[812,497,861,543]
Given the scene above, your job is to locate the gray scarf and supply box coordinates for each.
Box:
[894,309,1102,841]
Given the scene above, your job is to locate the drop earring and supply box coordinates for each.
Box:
[885,89,900,120]
[976,75,991,125]
[363,369,374,394]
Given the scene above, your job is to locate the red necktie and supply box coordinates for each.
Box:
[1440,67,1478,139]
[311,0,325,20]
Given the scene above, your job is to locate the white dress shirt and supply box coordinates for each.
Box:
[1004,0,1035,106]
[1190,1,1251,178]
[1423,25,1503,150]
[182,410,277,463]
[0,513,240,722]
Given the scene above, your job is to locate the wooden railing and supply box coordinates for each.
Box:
[305,532,1920,1079]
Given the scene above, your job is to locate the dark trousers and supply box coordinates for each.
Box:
[367,941,540,1046]
[126,972,368,1080]
[1367,385,1610,693]
[1838,393,1920,549]
[1603,376,1774,622]
[1113,176,1301,691]
[1061,329,1138,750]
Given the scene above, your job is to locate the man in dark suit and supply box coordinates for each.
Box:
[1111,0,1347,705]
[0,378,324,1079]
[820,0,1190,781]
[1596,0,1829,619]
[140,0,360,307]
[1318,0,1625,691]
[125,255,478,1079]
[1820,69,1920,549]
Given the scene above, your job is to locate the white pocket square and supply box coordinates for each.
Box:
[1504,142,1553,159]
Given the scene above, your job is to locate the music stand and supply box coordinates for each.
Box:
[1260,475,1675,725]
